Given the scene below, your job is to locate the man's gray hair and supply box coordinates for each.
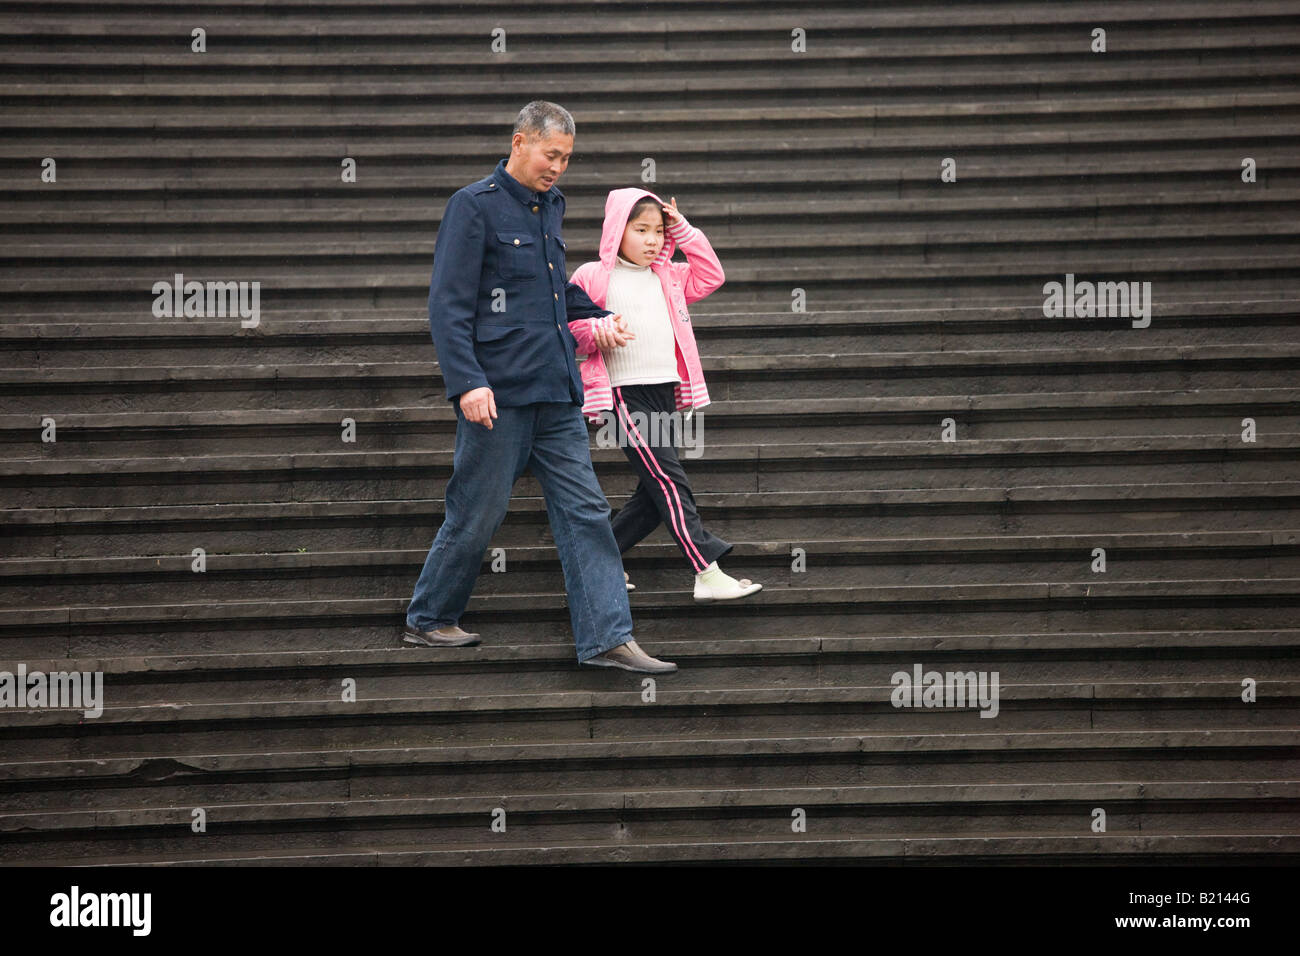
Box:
[513,100,575,141]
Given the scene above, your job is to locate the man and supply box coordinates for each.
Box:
[404,101,677,674]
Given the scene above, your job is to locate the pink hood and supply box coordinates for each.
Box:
[597,187,679,270]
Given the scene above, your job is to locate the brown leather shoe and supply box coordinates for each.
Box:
[403,624,480,647]
[581,639,677,673]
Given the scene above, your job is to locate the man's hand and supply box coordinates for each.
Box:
[458,386,498,429]
[594,313,636,350]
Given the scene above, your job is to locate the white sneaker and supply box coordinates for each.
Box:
[694,575,762,602]
[625,571,635,591]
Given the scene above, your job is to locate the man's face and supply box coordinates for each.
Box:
[505,130,573,193]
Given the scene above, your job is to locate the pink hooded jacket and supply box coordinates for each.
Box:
[567,187,724,422]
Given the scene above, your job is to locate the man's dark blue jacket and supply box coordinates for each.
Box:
[428,158,614,407]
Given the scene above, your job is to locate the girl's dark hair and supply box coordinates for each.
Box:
[626,196,664,225]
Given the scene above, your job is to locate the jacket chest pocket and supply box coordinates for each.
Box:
[494,231,537,281]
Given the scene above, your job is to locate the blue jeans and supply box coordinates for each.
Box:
[405,401,634,662]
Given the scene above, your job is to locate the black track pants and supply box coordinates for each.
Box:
[608,382,732,572]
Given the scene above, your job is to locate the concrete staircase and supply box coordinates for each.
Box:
[1,0,1298,865]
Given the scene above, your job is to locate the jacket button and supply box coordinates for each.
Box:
[554,293,558,300]
[513,238,520,246]
[548,263,553,270]
[532,205,539,213]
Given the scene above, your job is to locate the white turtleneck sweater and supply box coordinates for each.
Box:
[601,254,681,387]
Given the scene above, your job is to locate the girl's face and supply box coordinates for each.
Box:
[619,206,664,266]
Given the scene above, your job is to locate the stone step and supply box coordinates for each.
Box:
[4,432,1295,508]
[6,188,1292,237]
[15,90,1300,129]
[7,341,1299,406]
[5,626,1295,702]
[7,624,1295,675]
[3,577,1298,658]
[3,270,1291,311]
[6,7,1294,49]
[11,329,1300,370]
[81,834,1296,867]
[2,780,1294,866]
[5,34,1294,67]
[7,168,1297,204]
[11,250,1295,288]
[11,218,1300,260]
[8,167,1297,209]
[6,298,1292,330]
[5,680,1293,762]
[5,528,1299,603]
[9,250,1292,286]
[5,390,1296,457]
[0,727,1291,792]
[9,116,1295,163]
[4,3,1291,36]
[7,1,1293,25]
[6,481,1297,560]
[6,62,1295,107]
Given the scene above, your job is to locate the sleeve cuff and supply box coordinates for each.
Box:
[665,216,698,242]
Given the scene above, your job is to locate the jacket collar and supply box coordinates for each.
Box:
[492,158,560,207]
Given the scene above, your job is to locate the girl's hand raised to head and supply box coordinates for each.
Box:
[662,196,682,223]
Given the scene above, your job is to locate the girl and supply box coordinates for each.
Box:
[568,188,761,601]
